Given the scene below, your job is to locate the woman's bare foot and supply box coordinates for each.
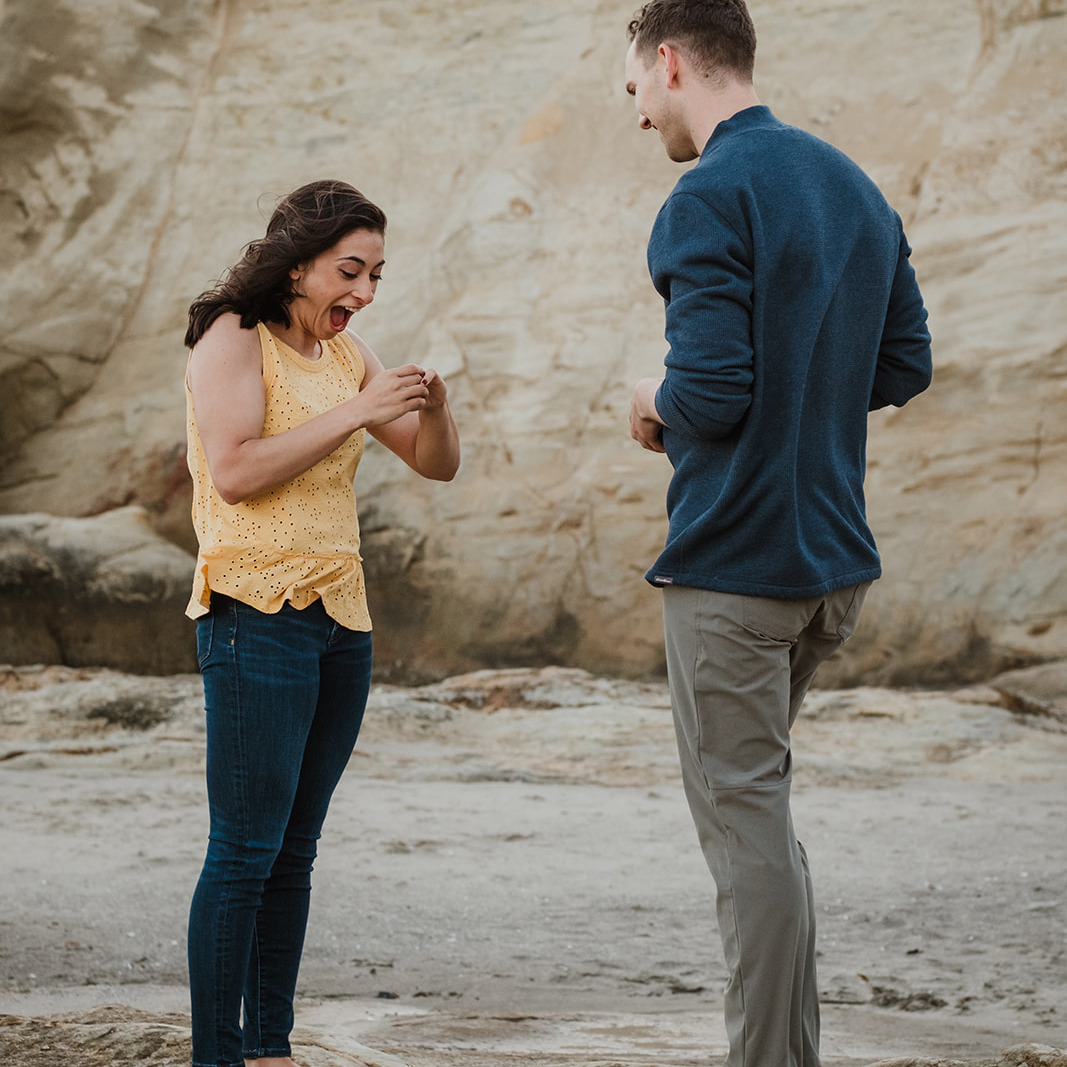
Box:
[244,1058,298,1067]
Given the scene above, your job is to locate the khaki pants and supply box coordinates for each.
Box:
[662,583,870,1067]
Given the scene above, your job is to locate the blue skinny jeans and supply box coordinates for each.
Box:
[189,594,372,1067]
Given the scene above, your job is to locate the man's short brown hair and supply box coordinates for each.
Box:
[628,0,756,83]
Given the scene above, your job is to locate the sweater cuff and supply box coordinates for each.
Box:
[655,379,740,439]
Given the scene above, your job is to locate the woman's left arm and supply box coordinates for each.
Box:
[354,333,460,481]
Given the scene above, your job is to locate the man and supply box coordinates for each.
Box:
[624,2,932,1065]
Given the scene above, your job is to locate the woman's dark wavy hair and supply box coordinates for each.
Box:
[184,179,387,348]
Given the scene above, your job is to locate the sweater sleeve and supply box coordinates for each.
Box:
[648,191,755,439]
[869,227,932,410]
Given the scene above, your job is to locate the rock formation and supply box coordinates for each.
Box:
[0,0,1064,682]
[0,508,195,673]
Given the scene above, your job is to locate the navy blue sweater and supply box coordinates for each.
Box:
[647,106,931,597]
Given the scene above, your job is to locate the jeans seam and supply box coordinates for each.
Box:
[246,920,261,1056]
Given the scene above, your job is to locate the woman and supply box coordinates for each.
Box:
[183,179,459,1067]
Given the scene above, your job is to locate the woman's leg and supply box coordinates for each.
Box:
[241,612,371,1057]
[188,598,368,1067]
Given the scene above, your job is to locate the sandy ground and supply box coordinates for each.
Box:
[1,664,1065,1066]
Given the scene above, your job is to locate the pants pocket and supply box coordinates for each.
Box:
[740,594,819,644]
[196,612,216,669]
[833,582,871,642]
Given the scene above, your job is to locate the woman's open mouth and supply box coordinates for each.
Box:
[330,305,355,332]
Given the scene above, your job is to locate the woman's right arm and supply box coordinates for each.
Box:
[188,314,429,504]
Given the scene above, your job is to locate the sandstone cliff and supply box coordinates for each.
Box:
[1,0,1064,682]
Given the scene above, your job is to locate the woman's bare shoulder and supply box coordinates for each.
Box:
[194,313,262,361]
[199,311,259,342]
[188,316,266,400]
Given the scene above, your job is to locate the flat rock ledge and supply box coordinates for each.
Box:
[0,1005,407,1067]
[0,1008,1063,1067]
[866,1047,1067,1067]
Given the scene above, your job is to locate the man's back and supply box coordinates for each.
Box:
[646,105,931,598]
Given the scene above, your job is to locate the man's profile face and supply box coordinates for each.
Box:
[625,41,658,134]
[624,40,698,163]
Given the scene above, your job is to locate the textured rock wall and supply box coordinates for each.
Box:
[0,0,1064,682]
[0,0,218,495]
[0,508,196,672]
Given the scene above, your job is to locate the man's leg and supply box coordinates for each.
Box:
[663,584,867,1067]
[786,583,870,1062]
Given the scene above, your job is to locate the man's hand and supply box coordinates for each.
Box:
[630,377,667,453]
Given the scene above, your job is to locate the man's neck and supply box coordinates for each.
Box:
[688,83,762,155]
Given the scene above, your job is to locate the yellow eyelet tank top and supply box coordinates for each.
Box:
[185,322,371,629]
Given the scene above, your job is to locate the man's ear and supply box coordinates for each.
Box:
[659,42,683,87]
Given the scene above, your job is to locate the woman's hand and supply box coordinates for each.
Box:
[352,363,430,428]
[354,336,460,481]
[420,367,449,409]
